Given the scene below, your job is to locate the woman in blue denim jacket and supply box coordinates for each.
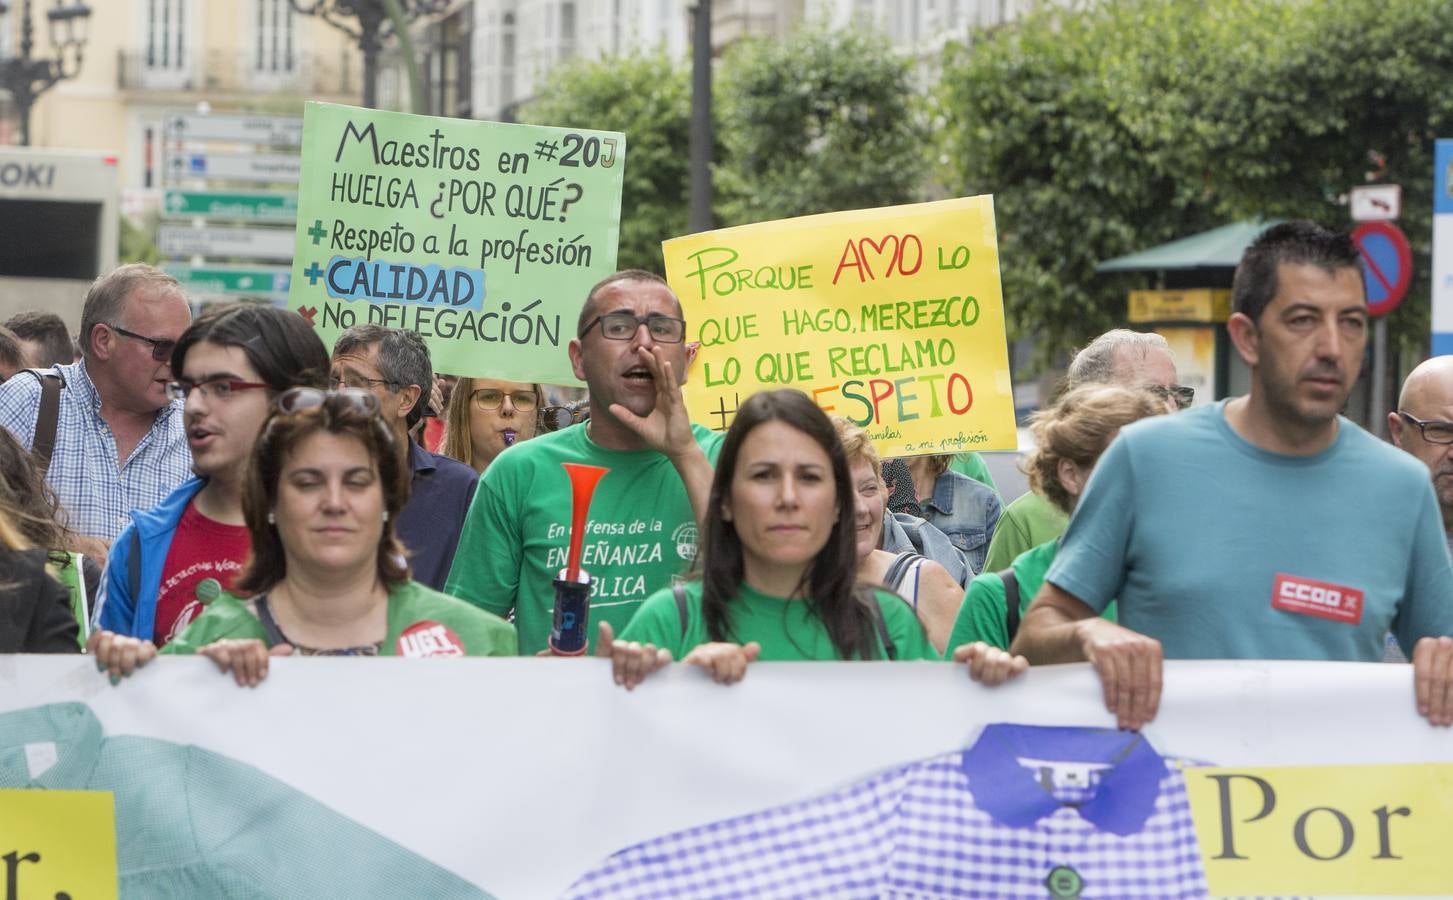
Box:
[887,454,1002,576]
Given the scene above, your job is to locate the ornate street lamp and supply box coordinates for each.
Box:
[288,0,447,110]
[0,0,92,146]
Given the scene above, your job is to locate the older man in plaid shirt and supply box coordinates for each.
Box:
[0,264,191,544]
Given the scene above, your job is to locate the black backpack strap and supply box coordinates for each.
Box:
[253,593,291,647]
[673,581,689,639]
[127,528,142,610]
[863,592,897,661]
[882,552,924,592]
[1000,567,1022,644]
[25,369,62,475]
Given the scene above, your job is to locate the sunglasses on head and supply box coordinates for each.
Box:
[274,386,381,417]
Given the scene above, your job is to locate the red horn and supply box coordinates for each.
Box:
[561,463,609,582]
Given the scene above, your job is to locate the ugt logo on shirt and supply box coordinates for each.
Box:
[1271,573,1363,625]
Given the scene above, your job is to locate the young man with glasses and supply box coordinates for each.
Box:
[999,221,1453,729]
[1390,355,1453,557]
[94,303,330,644]
[330,325,479,591]
[446,269,722,655]
[0,264,193,543]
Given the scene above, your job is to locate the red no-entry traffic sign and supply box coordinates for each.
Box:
[1351,221,1412,317]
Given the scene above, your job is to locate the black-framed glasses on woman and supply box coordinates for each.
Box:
[579,312,686,343]
[167,377,271,402]
[109,324,177,362]
[471,388,538,412]
[1398,411,1453,444]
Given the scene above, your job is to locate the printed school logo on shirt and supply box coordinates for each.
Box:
[1271,573,1364,625]
[395,621,465,658]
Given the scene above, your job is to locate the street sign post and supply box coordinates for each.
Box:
[1352,220,1412,317]
[1434,140,1453,357]
[166,151,301,184]
[158,224,296,262]
[1350,184,1402,222]
[162,190,298,221]
[164,265,291,297]
[164,112,304,146]
[1351,220,1413,439]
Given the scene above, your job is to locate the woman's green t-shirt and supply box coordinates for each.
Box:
[944,538,1117,654]
[619,579,940,661]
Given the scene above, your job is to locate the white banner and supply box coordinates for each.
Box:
[2,656,1450,898]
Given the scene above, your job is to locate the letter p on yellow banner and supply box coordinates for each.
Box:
[0,790,116,899]
[663,196,1016,459]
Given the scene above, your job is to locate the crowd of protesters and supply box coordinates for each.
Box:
[3,220,1453,727]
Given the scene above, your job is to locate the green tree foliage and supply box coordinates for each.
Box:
[716,29,928,226]
[939,0,1453,357]
[522,53,690,273]
[119,213,160,266]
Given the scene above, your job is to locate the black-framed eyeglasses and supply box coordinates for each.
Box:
[275,386,381,417]
[471,388,539,412]
[539,404,584,432]
[109,324,176,362]
[579,312,686,343]
[168,377,271,403]
[331,372,400,391]
[1143,383,1196,410]
[1398,411,1453,444]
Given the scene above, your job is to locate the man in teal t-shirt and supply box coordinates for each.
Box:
[1014,221,1453,729]
[446,271,721,654]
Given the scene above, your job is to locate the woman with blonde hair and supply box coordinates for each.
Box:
[947,383,1168,660]
[832,416,965,653]
[440,376,544,473]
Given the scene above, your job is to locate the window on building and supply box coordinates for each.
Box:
[561,1,577,60]
[146,0,189,70]
[254,0,296,75]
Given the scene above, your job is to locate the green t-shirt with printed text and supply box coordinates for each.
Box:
[620,579,940,661]
[445,422,724,655]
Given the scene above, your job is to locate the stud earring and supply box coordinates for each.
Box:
[382,510,390,523]
[266,511,275,525]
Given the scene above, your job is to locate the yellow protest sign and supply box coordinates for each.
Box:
[0,790,116,899]
[1184,763,1453,896]
[663,196,1015,456]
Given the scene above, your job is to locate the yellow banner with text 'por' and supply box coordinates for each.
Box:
[0,789,117,899]
[663,196,1016,458]
[1184,763,1453,896]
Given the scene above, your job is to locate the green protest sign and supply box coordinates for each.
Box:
[287,102,625,384]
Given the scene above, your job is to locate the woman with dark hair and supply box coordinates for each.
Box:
[439,376,544,473]
[0,492,80,653]
[89,388,516,684]
[0,427,101,640]
[96,303,331,645]
[600,389,939,689]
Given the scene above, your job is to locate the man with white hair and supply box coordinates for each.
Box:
[0,265,192,543]
[980,329,1190,574]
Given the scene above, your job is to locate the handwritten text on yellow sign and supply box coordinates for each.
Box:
[664,196,1015,458]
